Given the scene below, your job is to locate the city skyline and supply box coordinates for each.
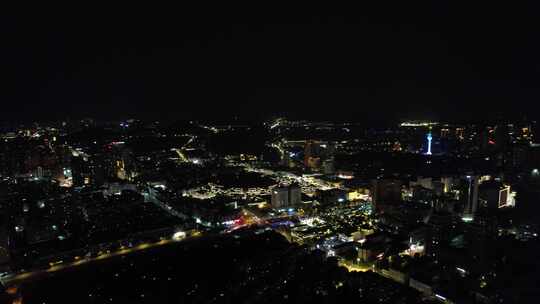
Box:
[2,4,540,303]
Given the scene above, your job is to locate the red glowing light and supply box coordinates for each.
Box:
[234,217,245,225]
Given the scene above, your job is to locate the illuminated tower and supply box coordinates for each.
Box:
[426,132,433,155]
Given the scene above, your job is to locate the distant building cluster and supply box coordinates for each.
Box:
[0,117,538,303]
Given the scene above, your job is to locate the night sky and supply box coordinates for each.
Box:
[3,4,540,123]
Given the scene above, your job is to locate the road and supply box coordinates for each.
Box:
[0,235,196,288]
[145,187,189,220]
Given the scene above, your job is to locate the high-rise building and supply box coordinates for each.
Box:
[322,158,335,175]
[289,183,302,206]
[529,144,540,170]
[479,181,511,209]
[462,175,479,219]
[88,155,106,186]
[304,140,321,170]
[271,186,289,209]
[71,155,86,187]
[71,154,106,187]
[271,184,302,209]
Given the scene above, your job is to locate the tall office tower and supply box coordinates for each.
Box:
[71,155,86,187]
[271,184,302,209]
[322,158,335,175]
[289,183,302,206]
[271,186,290,209]
[321,142,336,159]
[304,140,321,169]
[463,175,479,219]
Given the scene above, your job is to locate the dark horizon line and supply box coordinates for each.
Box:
[0,112,536,129]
